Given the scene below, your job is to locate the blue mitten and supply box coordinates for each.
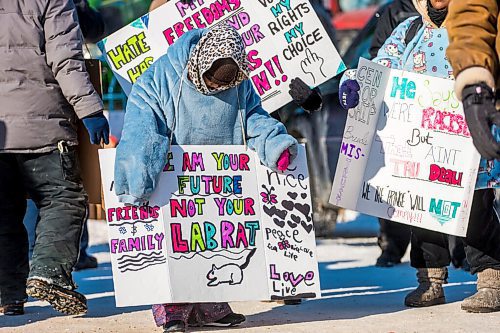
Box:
[82,112,110,145]
[339,79,361,110]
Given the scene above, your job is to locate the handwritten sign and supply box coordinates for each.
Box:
[99,145,320,306]
[330,58,482,237]
[98,0,344,112]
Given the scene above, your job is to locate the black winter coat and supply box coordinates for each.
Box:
[74,0,105,43]
[369,0,418,59]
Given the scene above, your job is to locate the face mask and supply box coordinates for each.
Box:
[427,0,448,27]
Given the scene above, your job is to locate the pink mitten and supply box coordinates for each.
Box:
[277,149,291,171]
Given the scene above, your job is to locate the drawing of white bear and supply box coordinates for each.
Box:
[206,248,256,286]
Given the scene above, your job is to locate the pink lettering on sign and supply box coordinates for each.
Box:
[163,0,242,45]
[107,205,160,223]
[421,107,470,137]
[428,164,463,186]
[110,233,164,253]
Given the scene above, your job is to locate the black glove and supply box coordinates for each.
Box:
[462,83,500,159]
[288,77,323,112]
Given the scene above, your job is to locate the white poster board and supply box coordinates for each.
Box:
[330,58,481,237]
[98,0,345,112]
[99,145,320,306]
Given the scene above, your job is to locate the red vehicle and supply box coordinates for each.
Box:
[330,0,379,54]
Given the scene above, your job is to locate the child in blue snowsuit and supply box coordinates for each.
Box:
[339,0,500,310]
[114,25,298,332]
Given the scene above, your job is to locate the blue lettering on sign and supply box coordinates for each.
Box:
[429,198,461,225]
[390,77,416,100]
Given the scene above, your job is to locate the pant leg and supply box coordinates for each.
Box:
[152,303,232,327]
[410,226,451,268]
[378,218,411,259]
[23,199,39,258]
[190,303,232,326]
[20,148,87,289]
[465,189,500,274]
[79,217,89,258]
[25,199,88,261]
[152,303,194,327]
[449,236,467,267]
[0,154,29,305]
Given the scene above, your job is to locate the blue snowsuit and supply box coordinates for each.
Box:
[114,29,298,205]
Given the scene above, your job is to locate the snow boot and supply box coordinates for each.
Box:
[74,254,98,271]
[0,302,25,316]
[461,268,500,313]
[405,267,447,307]
[163,320,185,333]
[277,299,302,305]
[26,278,87,315]
[211,312,246,327]
[375,250,402,267]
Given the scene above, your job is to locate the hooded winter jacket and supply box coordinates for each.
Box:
[446,0,500,101]
[114,27,298,206]
[369,0,452,78]
[341,0,452,84]
[0,0,104,152]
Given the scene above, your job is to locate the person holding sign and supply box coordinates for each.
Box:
[337,0,500,312]
[114,24,298,332]
[368,0,417,269]
[446,0,500,161]
[446,0,500,313]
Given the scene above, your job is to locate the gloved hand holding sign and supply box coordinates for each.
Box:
[288,77,322,112]
[339,79,361,110]
[462,83,500,160]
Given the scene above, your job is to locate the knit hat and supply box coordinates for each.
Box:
[204,58,240,86]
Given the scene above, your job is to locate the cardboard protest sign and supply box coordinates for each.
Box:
[98,0,345,112]
[330,58,482,237]
[99,145,320,306]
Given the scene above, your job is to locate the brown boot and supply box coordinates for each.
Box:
[461,268,500,313]
[26,278,87,315]
[405,268,447,307]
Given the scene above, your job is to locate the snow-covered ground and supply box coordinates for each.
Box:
[2,219,499,333]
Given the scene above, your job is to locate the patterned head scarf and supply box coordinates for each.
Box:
[187,24,251,95]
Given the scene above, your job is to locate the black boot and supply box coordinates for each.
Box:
[375,250,402,267]
[278,299,302,305]
[212,312,246,327]
[74,254,98,271]
[163,320,185,333]
[1,302,25,316]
